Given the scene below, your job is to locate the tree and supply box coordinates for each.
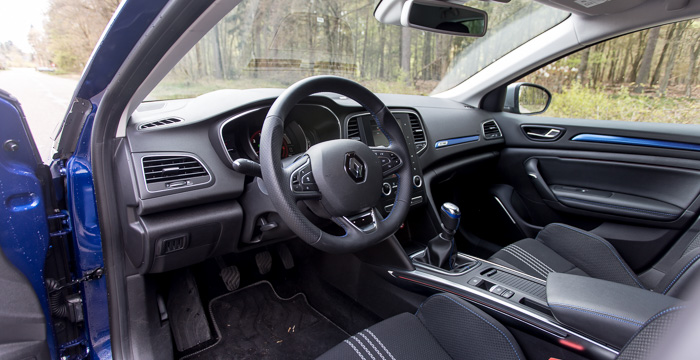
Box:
[634,26,660,93]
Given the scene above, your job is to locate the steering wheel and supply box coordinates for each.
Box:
[259,76,412,253]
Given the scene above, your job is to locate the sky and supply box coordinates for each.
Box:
[0,0,50,53]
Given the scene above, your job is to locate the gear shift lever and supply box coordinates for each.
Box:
[424,203,461,269]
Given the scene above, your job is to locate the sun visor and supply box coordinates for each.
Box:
[534,0,648,16]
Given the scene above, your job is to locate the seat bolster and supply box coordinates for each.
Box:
[488,238,584,280]
[416,293,525,360]
[317,313,452,360]
[536,223,644,288]
[654,248,700,299]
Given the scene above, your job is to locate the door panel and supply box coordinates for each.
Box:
[492,112,700,271]
[0,89,52,359]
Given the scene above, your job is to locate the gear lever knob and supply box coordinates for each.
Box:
[440,202,461,235]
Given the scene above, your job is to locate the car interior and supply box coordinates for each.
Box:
[49,0,700,359]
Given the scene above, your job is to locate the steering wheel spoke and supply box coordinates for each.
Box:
[284,155,322,200]
[334,208,381,236]
[370,147,404,176]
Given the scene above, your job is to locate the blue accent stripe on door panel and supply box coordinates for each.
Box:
[571,134,700,152]
[435,135,480,149]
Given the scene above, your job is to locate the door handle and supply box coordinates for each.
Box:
[522,125,565,141]
[524,158,556,201]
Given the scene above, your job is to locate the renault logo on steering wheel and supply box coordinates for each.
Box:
[344,152,366,183]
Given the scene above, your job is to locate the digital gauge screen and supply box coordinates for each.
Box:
[369,122,390,147]
[250,130,290,158]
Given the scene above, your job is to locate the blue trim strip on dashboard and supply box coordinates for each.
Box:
[435,135,480,149]
[571,134,700,152]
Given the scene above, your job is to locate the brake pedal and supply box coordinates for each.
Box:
[278,244,295,270]
[256,251,272,275]
[219,265,241,292]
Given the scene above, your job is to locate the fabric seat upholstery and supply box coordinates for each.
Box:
[319,292,685,360]
[489,223,700,297]
[318,293,524,360]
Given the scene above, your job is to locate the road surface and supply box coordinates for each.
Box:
[0,68,78,162]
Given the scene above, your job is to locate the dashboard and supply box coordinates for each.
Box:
[119,90,504,274]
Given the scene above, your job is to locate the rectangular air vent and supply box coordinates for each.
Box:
[347,117,361,140]
[138,118,182,130]
[482,119,503,140]
[161,236,187,254]
[142,155,210,192]
[408,113,427,153]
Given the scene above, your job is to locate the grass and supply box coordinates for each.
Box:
[543,82,700,124]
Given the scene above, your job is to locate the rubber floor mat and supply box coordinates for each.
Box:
[182,281,349,360]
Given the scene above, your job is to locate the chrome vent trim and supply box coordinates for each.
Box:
[138,118,182,130]
[408,112,427,154]
[482,119,503,140]
[347,117,361,140]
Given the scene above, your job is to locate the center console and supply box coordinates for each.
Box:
[392,249,619,360]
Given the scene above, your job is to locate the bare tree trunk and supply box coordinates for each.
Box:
[628,30,649,82]
[400,27,411,83]
[634,27,660,93]
[212,24,225,79]
[686,39,700,98]
[578,47,591,84]
[651,23,676,85]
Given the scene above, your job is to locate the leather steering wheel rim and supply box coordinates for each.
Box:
[259,76,412,253]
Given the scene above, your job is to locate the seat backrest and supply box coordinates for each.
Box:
[651,235,700,298]
[615,306,684,360]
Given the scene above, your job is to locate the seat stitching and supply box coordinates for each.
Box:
[420,294,522,360]
[545,223,645,288]
[508,245,554,275]
[662,253,700,294]
[352,336,376,360]
[365,330,397,360]
[618,306,686,352]
[557,197,676,217]
[344,339,367,360]
[502,247,546,277]
[502,246,548,277]
[548,303,644,326]
[358,332,386,360]
[513,245,555,273]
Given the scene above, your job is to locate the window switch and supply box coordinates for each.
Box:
[467,277,482,286]
[501,290,515,299]
[489,285,506,296]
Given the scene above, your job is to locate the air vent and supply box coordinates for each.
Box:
[142,155,210,192]
[482,119,503,140]
[161,236,187,254]
[347,117,361,140]
[408,113,427,153]
[138,118,182,130]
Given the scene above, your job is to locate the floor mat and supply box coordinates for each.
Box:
[182,281,349,360]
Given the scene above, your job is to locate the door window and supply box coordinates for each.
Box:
[517,19,699,124]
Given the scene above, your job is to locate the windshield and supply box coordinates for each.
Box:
[147,0,568,100]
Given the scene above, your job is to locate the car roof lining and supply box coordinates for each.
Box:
[534,0,650,16]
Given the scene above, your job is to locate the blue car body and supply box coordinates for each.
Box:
[0,1,170,358]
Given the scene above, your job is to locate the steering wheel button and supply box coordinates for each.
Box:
[301,174,315,184]
[292,184,303,192]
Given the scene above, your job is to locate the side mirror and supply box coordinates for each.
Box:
[504,83,552,115]
[396,0,488,37]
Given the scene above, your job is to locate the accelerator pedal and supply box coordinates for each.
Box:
[255,251,272,275]
[215,257,240,292]
[278,244,295,270]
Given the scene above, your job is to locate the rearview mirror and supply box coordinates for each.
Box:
[504,83,552,115]
[401,0,488,37]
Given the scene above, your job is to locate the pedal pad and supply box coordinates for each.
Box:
[219,265,240,292]
[278,244,295,270]
[255,251,272,275]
